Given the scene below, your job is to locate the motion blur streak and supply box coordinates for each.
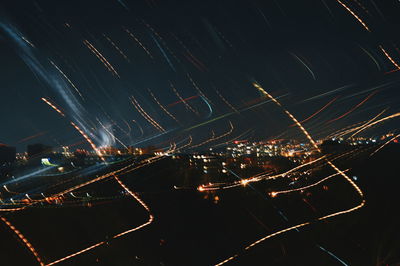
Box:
[370,133,400,156]
[41,98,66,117]
[83,40,120,77]
[148,89,180,124]
[350,112,400,137]
[327,91,377,123]
[379,45,400,70]
[45,242,105,266]
[335,0,370,31]
[130,95,165,132]
[112,174,154,239]
[102,33,130,62]
[292,97,338,126]
[0,216,44,266]
[70,121,102,158]
[213,82,365,265]
[271,171,347,196]
[125,28,153,59]
[49,60,84,99]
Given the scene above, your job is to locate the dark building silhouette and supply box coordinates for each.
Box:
[27,143,52,158]
[0,144,16,164]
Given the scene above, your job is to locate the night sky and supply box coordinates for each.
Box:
[1,0,400,152]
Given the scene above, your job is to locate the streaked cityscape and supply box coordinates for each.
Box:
[0,1,400,265]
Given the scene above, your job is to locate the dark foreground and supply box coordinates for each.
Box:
[0,145,399,266]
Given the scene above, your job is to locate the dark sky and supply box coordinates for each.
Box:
[0,0,400,152]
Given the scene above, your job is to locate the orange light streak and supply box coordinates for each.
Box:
[213,82,366,265]
[370,133,400,156]
[379,45,400,70]
[125,28,153,59]
[130,96,165,132]
[83,40,120,77]
[1,216,44,266]
[335,0,370,31]
[41,98,65,117]
[148,89,180,123]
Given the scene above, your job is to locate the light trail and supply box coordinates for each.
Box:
[327,108,387,139]
[349,112,400,137]
[191,130,215,149]
[170,82,199,115]
[150,32,176,72]
[379,45,400,70]
[271,171,348,196]
[200,95,213,118]
[190,121,233,149]
[215,89,239,113]
[185,94,289,132]
[213,82,366,265]
[102,33,130,62]
[290,52,316,80]
[168,95,199,107]
[171,33,207,71]
[148,89,180,124]
[142,20,180,63]
[41,98,66,117]
[132,120,144,137]
[112,175,154,239]
[130,96,165,132]
[96,119,128,149]
[70,121,103,159]
[49,60,84,100]
[358,45,381,71]
[292,97,338,126]
[198,155,327,191]
[175,135,193,151]
[345,108,387,138]
[0,216,44,266]
[45,241,105,266]
[187,74,214,106]
[370,133,400,156]
[125,28,153,59]
[326,91,377,123]
[29,156,164,265]
[16,131,47,143]
[335,0,370,31]
[302,84,354,103]
[83,40,120,77]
